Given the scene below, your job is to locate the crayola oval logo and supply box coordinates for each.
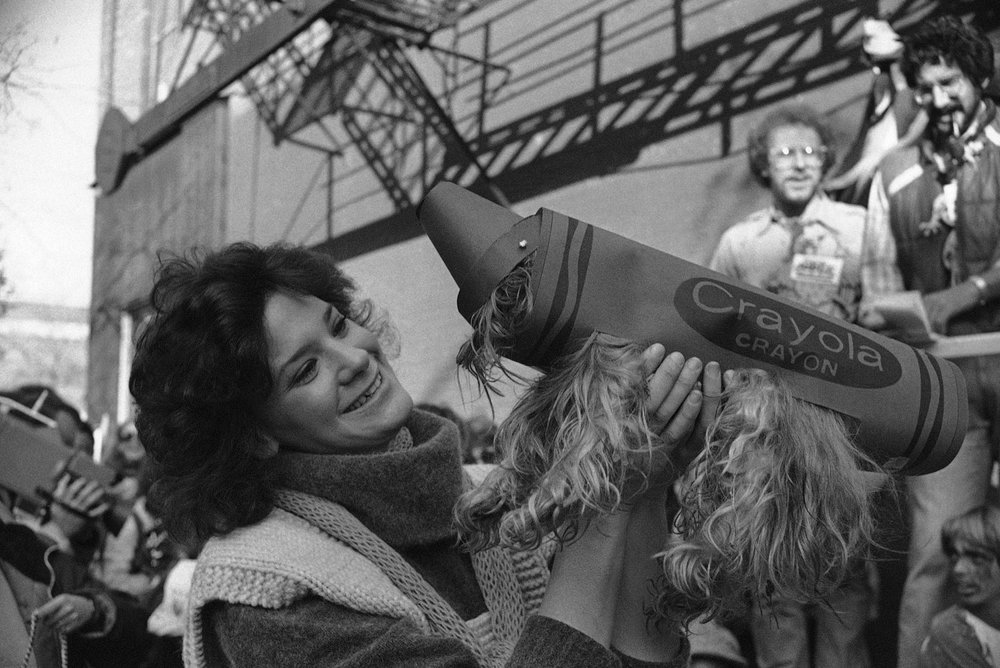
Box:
[674,277,902,388]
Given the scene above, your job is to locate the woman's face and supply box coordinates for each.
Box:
[258,291,413,454]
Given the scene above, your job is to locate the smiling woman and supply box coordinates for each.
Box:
[258,292,413,454]
[129,241,708,667]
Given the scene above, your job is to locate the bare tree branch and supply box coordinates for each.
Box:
[0,24,36,310]
[0,23,38,123]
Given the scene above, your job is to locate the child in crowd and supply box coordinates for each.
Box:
[920,503,1000,667]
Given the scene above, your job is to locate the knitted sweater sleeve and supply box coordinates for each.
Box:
[206,597,672,667]
[207,596,477,667]
[510,616,685,668]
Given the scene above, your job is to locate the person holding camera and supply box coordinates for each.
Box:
[1,482,150,668]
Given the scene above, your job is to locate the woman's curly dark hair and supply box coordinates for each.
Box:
[129,242,375,550]
[901,16,995,90]
[747,105,837,187]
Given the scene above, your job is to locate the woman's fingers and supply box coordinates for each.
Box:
[659,385,703,446]
[641,345,726,444]
[668,362,724,473]
[646,352,702,435]
[696,361,723,437]
[640,342,668,377]
[637,348,733,487]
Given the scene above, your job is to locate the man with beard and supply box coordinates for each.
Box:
[860,16,1000,668]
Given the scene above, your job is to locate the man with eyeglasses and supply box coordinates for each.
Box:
[709,105,868,324]
[709,106,865,322]
[702,105,873,668]
[859,16,1000,668]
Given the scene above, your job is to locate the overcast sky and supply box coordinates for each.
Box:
[0,1,101,308]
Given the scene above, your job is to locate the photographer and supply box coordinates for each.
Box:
[0,385,133,563]
[1,485,150,668]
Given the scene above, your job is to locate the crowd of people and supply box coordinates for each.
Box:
[0,385,190,667]
[3,12,1000,668]
[694,16,1000,667]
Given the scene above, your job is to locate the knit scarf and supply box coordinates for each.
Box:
[271,410,547,667]
[272,409,464,548]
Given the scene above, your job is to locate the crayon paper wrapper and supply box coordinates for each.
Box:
[461,208,967,476]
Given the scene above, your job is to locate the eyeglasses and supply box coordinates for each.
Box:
[768,145,828,168]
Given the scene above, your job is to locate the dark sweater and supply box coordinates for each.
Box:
[203,410,682,667]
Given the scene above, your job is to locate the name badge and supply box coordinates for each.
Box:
[790,254,843,286]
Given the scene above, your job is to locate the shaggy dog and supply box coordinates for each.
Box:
[418,182,965,622]
[451,256,878,621]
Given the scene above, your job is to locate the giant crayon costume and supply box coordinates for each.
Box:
[418,182,967,620]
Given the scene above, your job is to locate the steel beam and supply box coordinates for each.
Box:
[96,0,344,192]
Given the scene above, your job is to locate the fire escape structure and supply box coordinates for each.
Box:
[96,0,1000,254]
[96,0,510,216]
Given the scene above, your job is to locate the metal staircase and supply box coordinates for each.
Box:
[181,0,506,211]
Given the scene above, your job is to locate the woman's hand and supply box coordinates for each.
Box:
[537,346,725,652]
[642,345,723,475]
[609,346,722,662]
[34,593,97,635]
[678,359,723,473]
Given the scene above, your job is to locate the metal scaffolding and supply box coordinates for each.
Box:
[179,0,507,211]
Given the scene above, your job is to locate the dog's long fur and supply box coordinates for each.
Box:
[457,331,658,550]
[656,368,879,621]
[454,259,883,621]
